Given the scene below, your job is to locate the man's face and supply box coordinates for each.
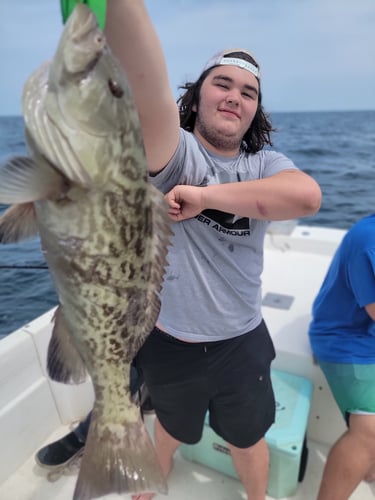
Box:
[193,65,259,155]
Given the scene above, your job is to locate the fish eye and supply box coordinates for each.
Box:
[108,79,124,98]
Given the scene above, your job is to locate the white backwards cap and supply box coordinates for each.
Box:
[202,48,260,79]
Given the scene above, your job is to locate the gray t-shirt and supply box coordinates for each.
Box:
[150,129,297,342]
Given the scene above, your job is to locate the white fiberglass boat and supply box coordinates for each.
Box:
[0,222,374,500]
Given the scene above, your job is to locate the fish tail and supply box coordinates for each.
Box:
[73,409,167,499]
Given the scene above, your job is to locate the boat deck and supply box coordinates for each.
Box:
[1,415,374,500]
[1,223,375,499]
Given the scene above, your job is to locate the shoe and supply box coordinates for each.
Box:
[35,430,85,468]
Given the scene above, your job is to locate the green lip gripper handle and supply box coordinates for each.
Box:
[60,0,107,30]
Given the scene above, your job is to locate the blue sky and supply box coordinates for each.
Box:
[1,0,374,115]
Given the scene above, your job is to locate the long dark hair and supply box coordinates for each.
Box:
[177,51,275,154]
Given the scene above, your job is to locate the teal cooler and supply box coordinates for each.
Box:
[179,369,313,498]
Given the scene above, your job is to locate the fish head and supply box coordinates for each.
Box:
[23,4,142,188]
[49,3,131,134]
[52,3,105,78]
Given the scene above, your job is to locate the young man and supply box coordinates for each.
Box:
[106,3,320,500]
[37,2,321,499]
[309,214,375,500]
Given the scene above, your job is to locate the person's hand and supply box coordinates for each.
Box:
[164,185,206,222]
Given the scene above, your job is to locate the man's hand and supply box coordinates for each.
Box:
[165,185,206,222]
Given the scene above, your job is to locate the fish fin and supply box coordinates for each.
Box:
[0,203,39,243]
[141,184,172,338]
[22,63,93,188]
[47,306,88,384]
[73,408,168,499]
[0,154,66,204]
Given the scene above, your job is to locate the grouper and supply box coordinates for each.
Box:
[0,4,171,499]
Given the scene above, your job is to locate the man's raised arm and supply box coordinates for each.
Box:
[105,1,180,173]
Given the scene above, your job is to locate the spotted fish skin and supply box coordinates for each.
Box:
[0,4,170,499]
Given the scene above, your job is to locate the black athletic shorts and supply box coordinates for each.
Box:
[135,319,276,448]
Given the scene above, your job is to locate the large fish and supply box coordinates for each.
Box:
[0,4,170,499]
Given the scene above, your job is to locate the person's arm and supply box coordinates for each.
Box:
[105,1,180,173]
[365,303,375,321]
[165,169,322,221]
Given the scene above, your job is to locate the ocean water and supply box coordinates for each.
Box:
[0,110,374,336]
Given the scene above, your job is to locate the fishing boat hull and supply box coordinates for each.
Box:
[0,223,373,499]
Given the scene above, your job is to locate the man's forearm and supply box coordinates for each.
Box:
[105,1,168,101]
[105,1,180,173]
[202,170,322,221]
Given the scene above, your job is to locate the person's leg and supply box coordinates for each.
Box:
[365,465,375,482]
[73,412,91,442]
[228,437,269,500]
[208,320,276,500]
[317,361,375,499]
[133,327,212,498]
[317,413,375,500]
[132,417,181,500]
[36,361,145,468]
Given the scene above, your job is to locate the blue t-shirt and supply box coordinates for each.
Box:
[308,214,375,363]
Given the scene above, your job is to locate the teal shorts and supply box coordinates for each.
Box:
[319,361,375,425]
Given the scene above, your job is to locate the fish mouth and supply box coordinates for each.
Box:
[70,4,101,43]
[63,4,106,76]
[39,3,105,84]
[69,3,99,41]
